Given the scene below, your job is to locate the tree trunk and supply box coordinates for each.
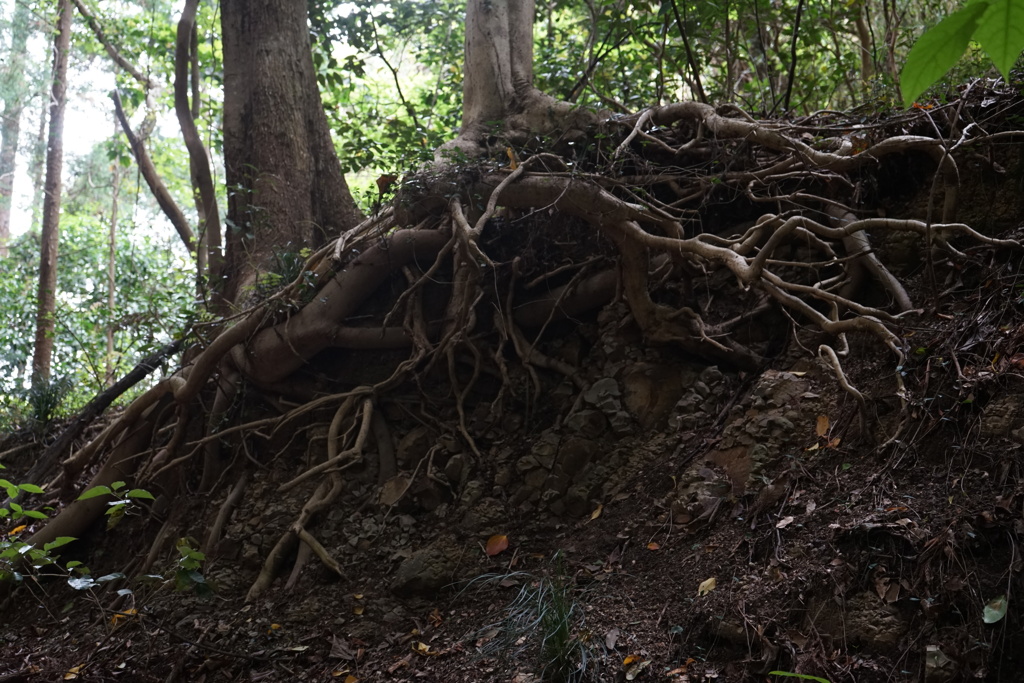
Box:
[440,0,592,160]
[31,0,73,384]
[219,0,362,305]
[0,0,33,257]
[105,123,121,387]
[28,89,48,234]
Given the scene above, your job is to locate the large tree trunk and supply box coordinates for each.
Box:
[0,0,33,258]
[31,0,73,384]
[440,0,594,160]
[220,0,362,305]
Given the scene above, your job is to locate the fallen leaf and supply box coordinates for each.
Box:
[110,608,137,627]
[622,655,638,666]
[375,174,398,195]
[697,577,716,596]
[984,595,1008,624]
[344,675,359,683]
[8,524,26,536]
[485,534,509,556]
[379,475,411,507]
[590,504,603,520]
[625,659,651,680]
[428,608,442,627]
[64,665,83,680]
[353,605,364,615]
[647,541,660,551]
[816,415,829,437]
[605,627,620,649]
[775,516,795,529]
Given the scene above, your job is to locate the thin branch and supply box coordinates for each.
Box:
[779,0,805,115]
[370,18,422,136]
[111,91,195,253]
[669,0,707,104]
[71,0,156,91]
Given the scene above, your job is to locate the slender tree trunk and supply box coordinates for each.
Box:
[0,0,33,257]
[28,91,48,234]
[31,0,73,384]
[105,127,122,387]
[220,0,362,304]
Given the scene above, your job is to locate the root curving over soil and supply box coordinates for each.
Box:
[7,91,1024,682]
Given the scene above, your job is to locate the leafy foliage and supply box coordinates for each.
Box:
[0,192,193,428]
[901,0,1024,107]
[77,480,156,530]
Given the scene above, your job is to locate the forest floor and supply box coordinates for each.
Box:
[4,90,1024,683]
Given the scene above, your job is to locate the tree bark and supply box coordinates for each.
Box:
[0,0,33,257]
[220,0,362,305]
[441,0,594,160]
[31,0,73,384]
[176,0,221,295]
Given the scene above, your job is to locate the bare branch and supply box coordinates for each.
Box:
[111,91,196,253]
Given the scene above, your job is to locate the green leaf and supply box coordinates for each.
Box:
[68,576,96,590]
[126,489,155,500]
[0,479,18,498]
[43,537,76,551]
[769,672,832,683]
[983,594,1008,623]
[18,484,44,494]
[973,0,1024,81]
[901,1,992,108]
[77,485,113,501]
[20,510,47,520]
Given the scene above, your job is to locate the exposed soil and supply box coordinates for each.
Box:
[5,89,1024,683]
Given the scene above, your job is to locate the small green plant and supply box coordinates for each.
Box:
[0,470,76,582]
[173,536,211,596]
[24,376,73,431]
[470,554,593,683]
[77,480,155,529]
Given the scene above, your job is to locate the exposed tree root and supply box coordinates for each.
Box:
[16,101,1024,601]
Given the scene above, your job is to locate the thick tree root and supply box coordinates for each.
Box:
[17,101,1024,602]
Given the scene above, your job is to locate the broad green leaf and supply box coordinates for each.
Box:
[18,484,44,494]
[983,594,1008,623]
[126,489,155,500]
[973,0,1024,80]
[20,510,47,520]
[0,479,18,498]
[77,485,113,501]
[901,1,992,108]
[43,537,76,551]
